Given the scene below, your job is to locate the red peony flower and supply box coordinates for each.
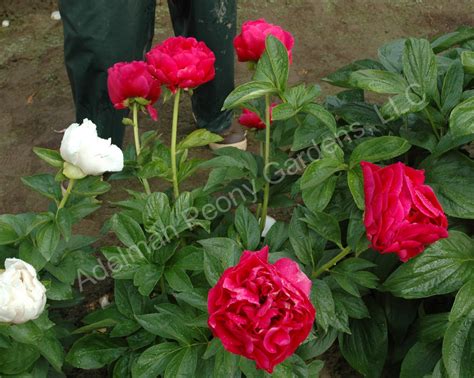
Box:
[107,61,161,120]
[234,19,294,63]
[238,104,276,129]
[146,36,215,92]
[208,246,315,373]
[361,162,448,262]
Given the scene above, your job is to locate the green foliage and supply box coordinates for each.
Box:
[2,26,474,378]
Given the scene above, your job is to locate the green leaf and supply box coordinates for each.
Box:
[55,207,72,241]
[289,207,320,268]
[0,221,18,245]
[0,341,39,375]
[72,176,111,196]
[349,136,411,167]
[302,210,341,246]
[380,92,429,119]
[449,280,474,322]
[254,35,289,92]
[177,129,223,151]
[302,175,337,213]
[423,152,474,219]
[271,102,298,121]
[174,289,208,311]
[441,60,464,116]
[110,213,146,248]
[378,38,406,73]
[449,96,474,139]
[301,158,346,190]
[35,221,60,261]
[164,267,192,292]
[308,360,325,378]
[234,205,260,250]
[461,50,474,74]
[33,147,63,168]
[164,345,199,378]
[323,59,385,88]
[133,264,164,296]
[349,69,408,94]
[431,27,474,52]
[132,342,179,378]
[223,81,276,110]
[115,280,146,319]
[311,279,336,332]
[442,317,474,378]
[199,238,240,286]
[297,328,338,360]
[301,103,337,135]
[403,38,439,102]
[66,334,127,369]
[135,314,195,344]
[213,347,240,377]
[347,166,365,210]
[384,231,474,298]
[417,313,449,343]
[339,302,388,378]
[39,331,65,372]
[400,342,441,378]
[21,174,61,201]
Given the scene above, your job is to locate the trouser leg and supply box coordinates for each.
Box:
[168,0,237,133]
[59,0,156,146]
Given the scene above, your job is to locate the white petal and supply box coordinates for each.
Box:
[60,119,97,166]
[260,215,277,238]
[76,137,124,175]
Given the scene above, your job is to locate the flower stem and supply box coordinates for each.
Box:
[259,94,271,231]
[312,246,352,278]
[170,89,181,199]
[132,103,151,195]
[58,179,75,210]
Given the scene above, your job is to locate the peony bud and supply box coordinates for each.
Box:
[60,119,124,177]
[0,258,47,324]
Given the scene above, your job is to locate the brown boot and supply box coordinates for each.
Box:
[209,119,247,151]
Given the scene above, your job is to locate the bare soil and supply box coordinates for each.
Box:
[1,0,473,376]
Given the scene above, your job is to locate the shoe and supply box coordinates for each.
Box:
[209,120,247,151]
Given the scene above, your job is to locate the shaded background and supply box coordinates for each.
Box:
[1,0,474,214]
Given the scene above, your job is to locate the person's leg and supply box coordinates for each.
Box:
[59,0,156,146]
[168,0,237,135]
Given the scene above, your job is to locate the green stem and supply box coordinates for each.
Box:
[312,246,351,278]
[259,94,271,231]
[132,103,151,195]
[423,108,441,140]
[170,89,181,199]
[58,179,75,210]
[160,277,166,296]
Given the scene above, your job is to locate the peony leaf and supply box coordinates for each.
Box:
[349,69,408,94]
[349,136,411,167]
[384,231,474,299]
[65,334,127,369]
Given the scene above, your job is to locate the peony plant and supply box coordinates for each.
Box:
[0,19,473,378]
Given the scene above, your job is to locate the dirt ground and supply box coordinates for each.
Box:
[1,0,474,377]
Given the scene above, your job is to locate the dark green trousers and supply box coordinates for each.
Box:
[59,0,236,146]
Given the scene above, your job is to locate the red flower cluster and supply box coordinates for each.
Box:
[234,19,294,62]
[238,104,276,129]
[362,162,448,262]
[107,61,161,120]
[107,37,215,119]
[208,246,315,373]
[146,36,215,92]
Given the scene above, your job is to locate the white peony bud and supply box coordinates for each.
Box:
[260,215,277,238]
[0,258,47,324]
[60,119,124,177]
